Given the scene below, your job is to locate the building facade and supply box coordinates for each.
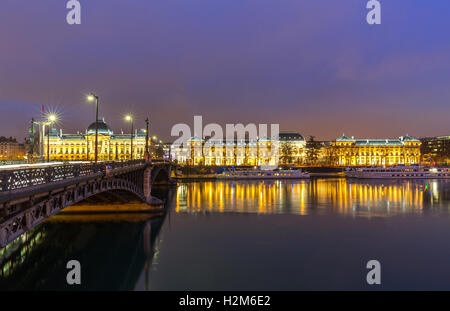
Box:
[420,136,450,165]
[0,137,26,161]
[171,132,306,166]
[44,119,152,161]
[278,132,307,165]
[332,135,421,166]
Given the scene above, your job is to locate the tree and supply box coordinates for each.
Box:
[280,142,294,166]
[154,145,164,159]
[0,136,17,143]
[305,136,321,165]
[323,145,339,166]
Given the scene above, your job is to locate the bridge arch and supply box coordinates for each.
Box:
[0,177,147,247]
[151,166,170,185]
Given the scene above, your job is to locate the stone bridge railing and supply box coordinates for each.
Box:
[0,160,147,193]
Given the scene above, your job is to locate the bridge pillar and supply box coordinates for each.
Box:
[143,166,163,205]
[25,212,32,230]
[0,226,6,248]
[44,201,51,217]
[167,165,172,180]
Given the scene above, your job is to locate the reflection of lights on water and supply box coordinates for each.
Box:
[1,231,45,277]
[431,181,439,202]
[175,179,442,217]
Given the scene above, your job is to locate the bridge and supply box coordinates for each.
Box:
[0,160,174,248]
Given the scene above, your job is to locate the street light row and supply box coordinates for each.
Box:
[87,93,151,163]
[43,94,156,163]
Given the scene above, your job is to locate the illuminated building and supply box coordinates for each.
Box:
[0,138,26,161]
[44,119,152,161]
[278,132,306,165]
[420,136,450,165]
[172,132,306,166]
[162,143,172,160]
[332,135,421,166]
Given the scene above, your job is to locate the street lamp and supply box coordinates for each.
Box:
[28,118,35,162]
[87,93,99,163]
[144,118,150,161]
[46,114,57,162]
[125,115,134,160]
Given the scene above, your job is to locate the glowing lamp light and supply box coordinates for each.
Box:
[48,114,57,122]
[125,115,133,122]
[87,94,95,102]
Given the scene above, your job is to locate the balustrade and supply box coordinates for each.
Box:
[0,160,146,192]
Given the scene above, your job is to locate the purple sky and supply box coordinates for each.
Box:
[0,0,449,141]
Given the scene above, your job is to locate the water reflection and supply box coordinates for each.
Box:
[176,179,450,217]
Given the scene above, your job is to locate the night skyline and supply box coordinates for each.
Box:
[1,0,450,142]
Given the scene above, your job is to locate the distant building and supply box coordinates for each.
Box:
[171,132,306,166]
[332,135,421,166]
[162,143,173,160]
[0,137,26,161]
[420,136,450,165]
[278,132,307,165]
[43,119,152,161]
[149,138,165,159]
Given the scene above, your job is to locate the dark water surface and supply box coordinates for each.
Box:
[1,178,450,290]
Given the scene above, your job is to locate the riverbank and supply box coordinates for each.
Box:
[175,167,346,181]
[60,202,164,214]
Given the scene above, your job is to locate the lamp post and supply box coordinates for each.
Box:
[144,117,150,160]
[46,114,57,162]
[151,136,157,159]
[125,115,134,160]
[86,139,89,161]
[87,94,99,163]
[34,121,47,163]
[28,118,35,162]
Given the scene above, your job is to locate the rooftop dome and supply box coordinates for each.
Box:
[401,135,420,142]
[187,136,204,142]
[336,135,354,141]
[87,118,112,135]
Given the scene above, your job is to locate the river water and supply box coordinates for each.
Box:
[1,178,450,290]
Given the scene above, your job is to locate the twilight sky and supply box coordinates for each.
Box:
[0,0,449,141]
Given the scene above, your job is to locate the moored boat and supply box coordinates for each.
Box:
[217,168,310,179]
[345,165,450,179]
